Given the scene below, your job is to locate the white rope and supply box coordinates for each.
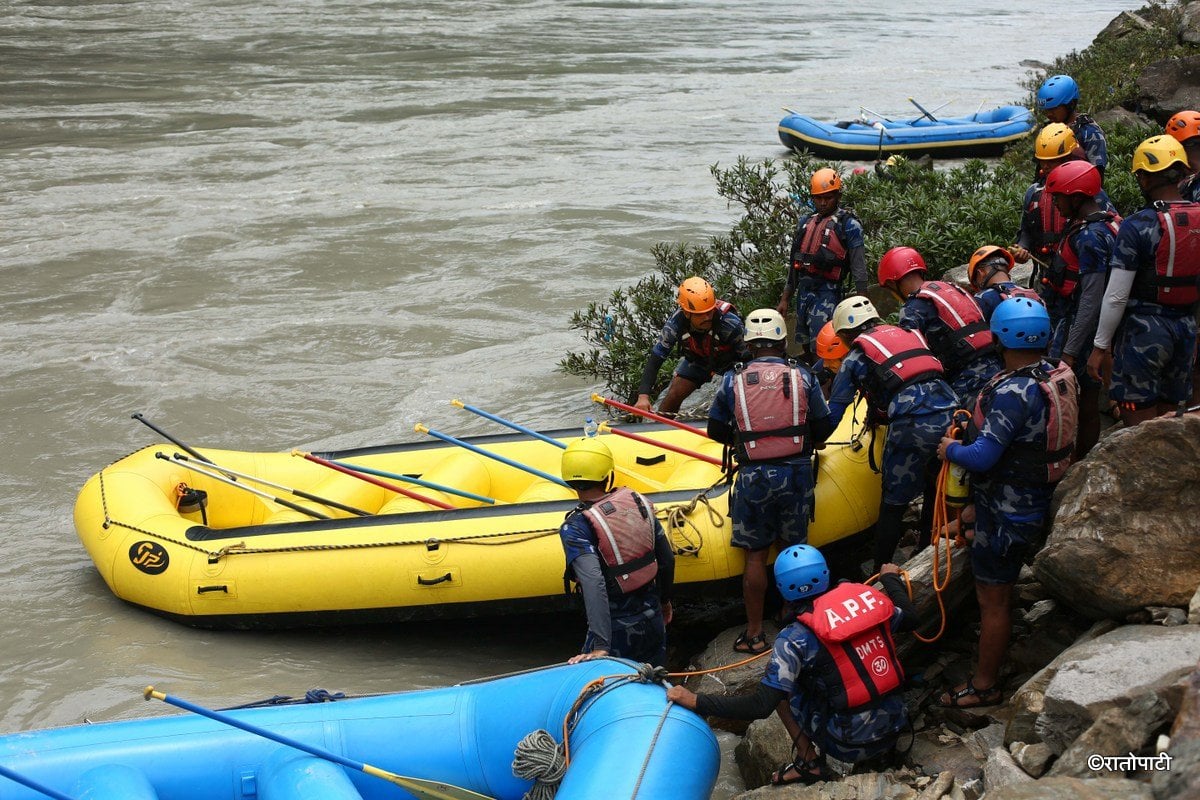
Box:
[512,729,567,800]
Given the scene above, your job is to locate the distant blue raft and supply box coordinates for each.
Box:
[0,660,718,800]
[778,104,1034,159]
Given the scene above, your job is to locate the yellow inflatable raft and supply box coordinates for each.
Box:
[74,410,882,628]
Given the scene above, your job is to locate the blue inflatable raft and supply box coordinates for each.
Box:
[0,660,717,800]
[778,104,1034,159]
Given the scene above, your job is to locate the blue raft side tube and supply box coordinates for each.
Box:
[74,764,160,800]
[258,751,364,800]
[0,661,718,800]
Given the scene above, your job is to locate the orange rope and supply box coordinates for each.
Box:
[666,648,772,679]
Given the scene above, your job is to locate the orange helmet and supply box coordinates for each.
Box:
[815,321,848,365]
[968,245,1015,290]
[810,168,843,196]
[677,277,716,314]
[877,246,927,287]
[1167,110,1200,144]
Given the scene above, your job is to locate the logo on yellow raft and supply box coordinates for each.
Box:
[130,541,169,575]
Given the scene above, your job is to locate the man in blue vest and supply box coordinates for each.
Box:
[668,545,918,785]
[558,438,675,667]
[707,309,834,655]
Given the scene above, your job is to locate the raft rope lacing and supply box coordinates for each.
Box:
[511,662,673,800]
[97,468,722,561]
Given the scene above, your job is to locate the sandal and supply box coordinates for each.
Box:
[770,758,831,786]
[733,631,769,655]
[937,679,1003,709]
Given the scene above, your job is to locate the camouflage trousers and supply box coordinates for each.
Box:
[730,461,814,551]
[949,353,1004,408]
[881,410,953,506]
[585,602,667,667]
[791,692,909,763]
[1111,310,1197,407]
[792,276,841,355]
[971,480,1053,585]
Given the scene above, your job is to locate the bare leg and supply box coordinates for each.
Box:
[657,375,701,416]
[742,548,770,640]
[1075,383,1100,459]
[972,580,1014,690]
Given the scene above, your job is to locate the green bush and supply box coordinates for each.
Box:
[561,1,1193,403]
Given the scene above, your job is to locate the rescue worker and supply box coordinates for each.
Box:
[1043,159,1118,458]
[813,321,849,398]
[559,438,675,666]
[1088,135,1200,426]
[635,277,748,416]
[937,297,1078,708]
[967,245,1042,321]
[776,168,870,362]
[707,309,834,654]
[827,296,957,572]
[667,545,919,785]
[1036,74,1108,176]
[877,246,1003,404]
[1166,109,1200,202]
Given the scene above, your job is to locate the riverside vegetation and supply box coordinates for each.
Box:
[560,1,1184,405]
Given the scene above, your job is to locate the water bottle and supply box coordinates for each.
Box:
[583,417,598,438]
[603,313,615,343]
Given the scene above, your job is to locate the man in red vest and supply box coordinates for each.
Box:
[668,545,918,785]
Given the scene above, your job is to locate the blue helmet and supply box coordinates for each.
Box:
[774,544,830,601]
[991,297,1051,349]
[1037,75,1080,110]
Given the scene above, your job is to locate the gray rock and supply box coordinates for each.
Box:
[734,712,793,789]
[683,623,781,733]
[1152,736,1200,800]
[1135,55,1200,123]
[979,776,1153,800]
[1035,415,1200,620]
[1047,692,1172,778]
[1035,626,1200,755]
[1009,741,1056,778]
[731,771,917,799]
[982,746,1034,792]
[1183,1,1200,45]
[1188,584,1200,625]
[908,729,982,784]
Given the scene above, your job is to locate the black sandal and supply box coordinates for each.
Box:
[770,758,832,785]
[732,631,769,655]
[937,679,1003,709]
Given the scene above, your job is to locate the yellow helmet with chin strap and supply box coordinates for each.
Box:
[1131,135,1189,174]
[561,437,614,484]
[1035,123,1078,161]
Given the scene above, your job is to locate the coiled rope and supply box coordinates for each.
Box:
[512,730,567,800]
[659,477,728,556]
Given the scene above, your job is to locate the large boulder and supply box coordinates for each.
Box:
[1034,625,1200,755]
[979,776,1152,800]
[1034,415,1200,620]
[1134,55,1200,123]
[1153,659,1200,800]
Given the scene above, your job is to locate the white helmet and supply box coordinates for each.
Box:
[832,295,881,334]
[745,308,787,343]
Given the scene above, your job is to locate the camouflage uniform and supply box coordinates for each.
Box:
[945,362,1059,585]
[975,282,1034,321]
[829,350,958,506]
[1048,216,1116,391]
[638,305,748,396]
[1070,115,1109,174]
[900,293,1003,405]
[1098,207,1198,407]
[764,608,910,762]
[709,357,831,550]
[559,508,673,666]
[785,212,867,353]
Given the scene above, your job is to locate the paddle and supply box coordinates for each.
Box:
[0,764,77,800]
[908,96,940,123]
[414,424,571,488]
[598,423,722,467]
[168,452,371,517]
[143,687,495,800]
[590,394,710,439]
[328,458,496,505]
[157,453,331,520]
[292,451,455,510]
[132,412,214,464]
[450,399,565,449]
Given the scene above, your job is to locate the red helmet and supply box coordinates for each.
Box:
[1045,160,1101,197]
[877,246,927,287]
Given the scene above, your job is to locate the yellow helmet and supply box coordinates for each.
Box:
[1035,123,1078,161]
[561,438,614,483]
[810,168,843,196]
[677,277,716,314]
[1131,135,1189,174]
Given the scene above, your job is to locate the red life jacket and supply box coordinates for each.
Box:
[796,583,903,711]
[991,283,1043,306]
[582,487,659,594]
[1034,185,1067,255]
[792,210,850,281]
[1046,212,1120,299]
[731,360,808,462]
[913,281,993,368]
[1132,203,1200,308]
[680,300,739,366]
[968,361,1079,484]
[855,326,944,416]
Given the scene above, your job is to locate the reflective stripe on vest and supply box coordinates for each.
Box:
[1036,186,1067,253]
[914,281,993,365]
[732,360,808,461]
[793,211,849,281]
[582,487,659,594]
[1135,204,1200,307]
[969,361,1079,484]
[855,326,944,413]
[796,583,903,711]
